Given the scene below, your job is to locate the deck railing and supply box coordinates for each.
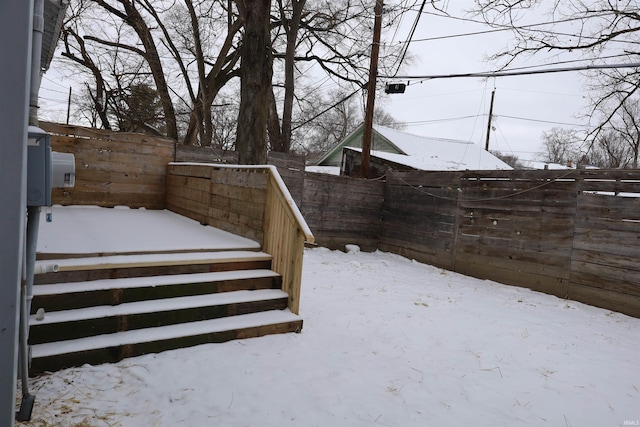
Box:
[166,163,314,314]
[263,167,315,314]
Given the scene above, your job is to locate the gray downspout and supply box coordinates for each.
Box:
[17,0,44,421]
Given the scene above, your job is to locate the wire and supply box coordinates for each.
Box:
[404,115,482,125]
[381,62,640,80]
[390,0,426,77]
[387,168,579,202]
[291,86,362,131]
[415,10,632,45]
[497,114,581,127]
[42,74,70,89]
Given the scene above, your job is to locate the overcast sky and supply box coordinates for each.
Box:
[38,1,597,162]
[378,2,591,162]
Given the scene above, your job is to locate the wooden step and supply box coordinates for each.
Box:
[35,251,273,285]
[29,289,289,344]
[28,248,302,374]
[31,269,282,314]
[30,310,302,374]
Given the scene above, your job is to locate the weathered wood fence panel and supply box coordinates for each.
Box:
[266,152,305,208]
[42,122,175,209]
[570,171,640,316]
[453,170,578,299]
[166,164,267,242]
[175,145,237,163]
[301,173,384,251]
[175,146,305,209]
[379,170,461,269]
[376,169,640,317]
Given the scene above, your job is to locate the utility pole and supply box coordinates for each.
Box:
[66,87,72,125]
[361,0,383,179]
[484,88,496,151]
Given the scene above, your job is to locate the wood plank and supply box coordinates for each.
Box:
[571,248,640,272]
[455,254,571,299]
[573,228,640,258]
[167,164,213,179]
[567,284,640,318]
[210,168,268,189]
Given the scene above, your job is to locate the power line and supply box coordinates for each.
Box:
[413,10,633,45]
[390,0,426,77]
[380,62,640,80]
[404,115,481,125]
[497,114,581,127]
[291,86,362,131]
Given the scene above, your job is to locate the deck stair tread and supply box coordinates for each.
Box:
[31,309,300,359]
[30,289,288,325]
[36,250,272,272]
[33,269,280,296]
[29,244,302,373]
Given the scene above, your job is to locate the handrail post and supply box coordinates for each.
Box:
[262,167,313,314]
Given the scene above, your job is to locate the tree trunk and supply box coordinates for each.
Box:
[268,87,284,151]
[278,0,306,154]
[235,0,272,164]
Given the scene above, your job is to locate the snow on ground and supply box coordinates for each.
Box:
[19,247,640,427]
[37,206,259,255]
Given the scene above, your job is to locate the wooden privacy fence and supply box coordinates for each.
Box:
[301,173,384,251]
[376,169,640,318]
[174,146,306,208]
[41,122,175,209]
[300,168,640,317]
[166,163,314,314]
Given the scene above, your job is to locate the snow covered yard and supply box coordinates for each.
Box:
[19,247,640,427]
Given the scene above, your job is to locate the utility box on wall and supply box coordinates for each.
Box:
[27,127,52,207]
[27,126,75,207]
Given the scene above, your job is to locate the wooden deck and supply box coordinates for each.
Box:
[30,208,308,373]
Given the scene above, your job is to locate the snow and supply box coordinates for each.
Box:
[305,165,341,175]
[32,310,299,359]
[37,205,260,255]
[372,125,513,171]
[33,269,279,295]
[38,250,271,272]
[20,247,640,426]
[30,289,288,325]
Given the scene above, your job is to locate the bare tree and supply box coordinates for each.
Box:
[588,130,632,168]
[610,96,640,168]
[295,88,404,157]
[297,89,362,156]
[61,24,113,130]
[539,127,582,165]
[491,151,524,168]
[58,0,412,159]
[235,0,272,164]
[60,0,241,145]
[268,0,414,153]
[472,0,640,155]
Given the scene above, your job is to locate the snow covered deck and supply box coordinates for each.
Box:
[36,205,261,258]
[29,205,304,373]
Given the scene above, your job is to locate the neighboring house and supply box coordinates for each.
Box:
[311,123,512,176]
